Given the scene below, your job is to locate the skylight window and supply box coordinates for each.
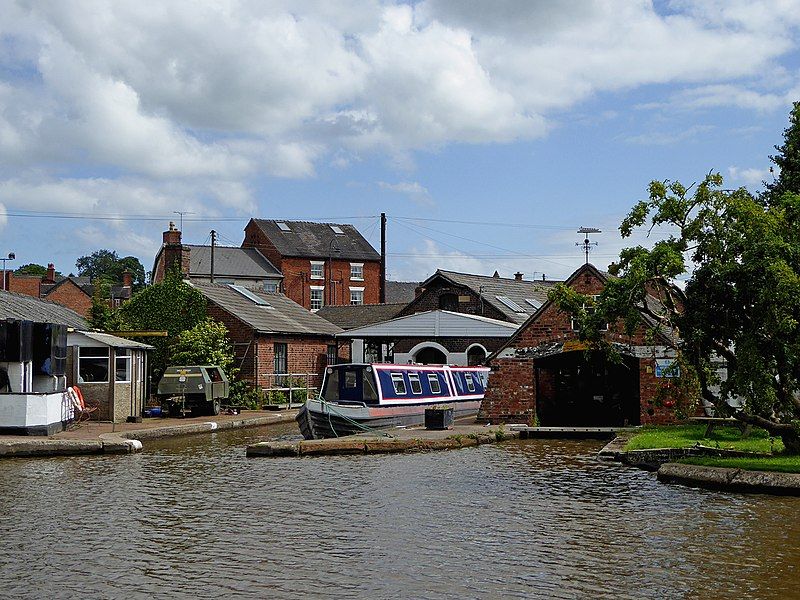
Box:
[329,225,344,235]
[495,295,526,313]
[277,222,291,232]
[525,298,543,310]
[229,284,272,308]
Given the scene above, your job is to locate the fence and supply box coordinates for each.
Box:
[261,372,322,408]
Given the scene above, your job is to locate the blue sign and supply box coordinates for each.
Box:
[655,359,680,378]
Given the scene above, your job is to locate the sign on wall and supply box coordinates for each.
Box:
[655,359,680,378]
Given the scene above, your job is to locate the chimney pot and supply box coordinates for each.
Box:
[514,272,523,281]
[44,263,56,283]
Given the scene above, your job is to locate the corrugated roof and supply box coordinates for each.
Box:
[250,219,380,261]
[338,309,518,339]
[71,331,154,350]
[186,245,282,279]
[0,290,88,328]
[316,303,406,330]
[385,281,419,304]
[191,282,342,336]
[422,270,554,324]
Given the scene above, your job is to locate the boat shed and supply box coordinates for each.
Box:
[67,331,153,422]
[338,309,518,366]
[480,263,681,427]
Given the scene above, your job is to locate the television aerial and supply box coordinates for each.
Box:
[576,227,601,264]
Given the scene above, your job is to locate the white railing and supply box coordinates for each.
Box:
[261,372,322,408]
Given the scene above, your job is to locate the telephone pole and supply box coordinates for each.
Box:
[380,212,387,304]
[210,230,216,283]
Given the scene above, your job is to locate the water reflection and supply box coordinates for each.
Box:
[0,428,798,599]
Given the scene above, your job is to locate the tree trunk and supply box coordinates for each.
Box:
[780,429,800,455]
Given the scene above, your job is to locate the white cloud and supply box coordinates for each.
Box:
[378,180,434,207]
[728,165,772,186]
[624,125,715,146]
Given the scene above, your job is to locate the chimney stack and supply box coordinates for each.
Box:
[44,263,56,284]
[163,222,190,277]
[514,272,523,281]
[163,221,182,245]
[122,270,133,288]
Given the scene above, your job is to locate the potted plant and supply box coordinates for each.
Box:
[425,405,454,430]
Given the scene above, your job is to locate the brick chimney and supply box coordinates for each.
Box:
[514,272,523,281]
[43,263,56,284]
[415,286,425,298]
[122,269,133,288]
[162,222,191,277]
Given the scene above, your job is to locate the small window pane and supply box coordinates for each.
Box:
[311,262,324,279]
[115,350,131,382]
[428,373,441,394]
[408,373,422,394]
[345,371,357,388]
[390,373,406,395]
[310,288,324,310]
[350,289,364,305]
[465,373,476,392]
[350,264,363,280]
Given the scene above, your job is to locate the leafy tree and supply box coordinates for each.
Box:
[118,268,207,377]
[88,280,114,330]
[553,172,800,453]
[14,263,51,277]
[75,250,146,290]
[764,100,800,201]
[170,319,235,376]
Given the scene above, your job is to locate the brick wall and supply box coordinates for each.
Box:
[280,257,380,308]
[46,280,92,318]
[5,273,42,297]
[399,279,510,322]
[481,265,680,425]
[242,221,283,270]
[393,336,509,354]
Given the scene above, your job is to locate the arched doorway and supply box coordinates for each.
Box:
[415,346,447,365]
[466,344,487,366]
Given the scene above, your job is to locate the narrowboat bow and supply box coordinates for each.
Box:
[296,363,490,440]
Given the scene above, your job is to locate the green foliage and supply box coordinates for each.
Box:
[170,318,234,374]
[88,280,113,330]
[118,268,207,376]
[764,100,800,202]
[76,249,146,290]
[230,383,265,409]
[14,263,51,277]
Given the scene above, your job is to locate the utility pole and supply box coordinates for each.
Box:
[380,212,387,303]
[210,230,216,283]
[576,227,601,264]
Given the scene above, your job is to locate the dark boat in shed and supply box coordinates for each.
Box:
[296,363,490,439]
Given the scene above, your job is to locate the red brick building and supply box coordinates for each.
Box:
[479,263,680,427]
[242,219,381,310]
[191,282,349,392]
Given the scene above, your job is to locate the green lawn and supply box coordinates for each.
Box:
[624,424,784,454]
[679,456,800,473]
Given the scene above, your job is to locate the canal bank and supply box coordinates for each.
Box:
[0,410,298,458]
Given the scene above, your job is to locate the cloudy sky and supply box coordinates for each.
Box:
[1,0,799,283]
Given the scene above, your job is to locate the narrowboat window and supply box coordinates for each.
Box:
[390,372,407,395]
[428,373,441,394]
[465,373,476,392]
[323,369,340,401]
[345,370,357,388]
[363,371,379,403]
[453,373,464,394]
[408,373,422,394]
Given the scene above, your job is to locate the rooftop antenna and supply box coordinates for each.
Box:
[173,210,195,231]
[576,227,601,264]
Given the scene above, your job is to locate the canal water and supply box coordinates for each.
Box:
[1,425,799,599]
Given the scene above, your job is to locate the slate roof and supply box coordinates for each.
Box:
[41,276,93,298]
[185,245,282,279]
[385,281,419,304]
[316,303,407,330]
[191,282,342,336]
[416,269,555,324]
[249,219,380,261]
[0,290,88,328]
[337,310,519,339]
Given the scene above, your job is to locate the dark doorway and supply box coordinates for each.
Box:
[415,347,447,365]
[535,351,640,426]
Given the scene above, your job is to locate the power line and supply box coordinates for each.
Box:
[0,210,380,222]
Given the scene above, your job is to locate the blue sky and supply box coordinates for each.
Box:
[1,1,799,283]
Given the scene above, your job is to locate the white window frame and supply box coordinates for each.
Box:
[264,282,278,293]
[78,346,110,383]
[465,372,476,392]
[310,261,324,280]
[427,373,441,394]
[390,372,407,395]
[350,286,365,305]
[408,373,422,394]
[310,286,324,311]
[350,262,364,281]
[115,350,131,383]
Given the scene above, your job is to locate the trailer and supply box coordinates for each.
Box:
[156,366,229,417]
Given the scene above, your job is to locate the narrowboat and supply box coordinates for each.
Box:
[296,363,490,440]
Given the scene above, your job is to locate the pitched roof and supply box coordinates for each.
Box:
[337,309,519,339]
[41,276,93,298]
[415,269,555,324]
[385,281,419,304]
[70,330,154,350]
[185,245,282,279]
[316,303,406,330]
[249,219,380,261]
[0,290,88,328]
[191,282,341,337]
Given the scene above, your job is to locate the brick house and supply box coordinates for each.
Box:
[242,219,381,310]
[479,263,679,427]
[190,282,349,393]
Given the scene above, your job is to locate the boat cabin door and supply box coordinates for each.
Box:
[337,367,365,403]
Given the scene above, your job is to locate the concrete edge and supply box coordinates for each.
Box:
[657,462,800,495]
[0,413,297,459]
[246,428,520,458]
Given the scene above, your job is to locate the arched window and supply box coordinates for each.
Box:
[415,346,447,365]
[467,345,486,366]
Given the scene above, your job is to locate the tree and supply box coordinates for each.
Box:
[75,250,146,290]
[13,263,51,277]
[170,319,235,377]
[764,101,800,201]
[553,172,800,453]
[118,268,207,377]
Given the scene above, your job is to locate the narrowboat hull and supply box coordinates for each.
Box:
[296,398,482,440]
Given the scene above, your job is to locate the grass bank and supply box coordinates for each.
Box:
[625,424,783,454]
[678,455,800,473]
